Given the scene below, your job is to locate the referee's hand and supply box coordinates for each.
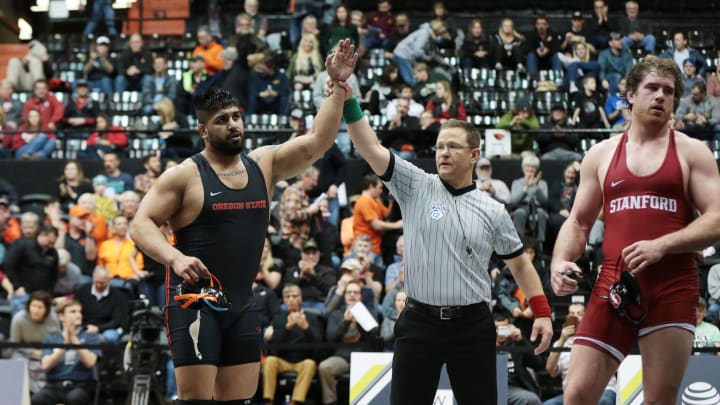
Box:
[531,317,553,355]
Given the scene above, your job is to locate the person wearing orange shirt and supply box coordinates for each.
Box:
[1,195,21,249]
[76,192,108,246]
[192,25,224,76]
[352,173,402,255]
[97,215,145,287]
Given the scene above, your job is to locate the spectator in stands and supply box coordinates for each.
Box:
[152,98,195,159]
[708,264,720,323]
[425,80,466,123]
[598,32,633,95]
[74,193,107,249]
[525,15,562,76]
[0,80,22,128]
[619,0,655,54]
[430,1,458,50]
[175,55,207,117]
[560,11,595,58]
[141,55,178,114]
[572,76,611,132]
[363,0,396,50]
[247,54,291,116]
[353,174,402,256]
[232,13,268,74]
[74,265,127,343]
[319,279,378,405]
[694,297,720,355]
[82,113,128,159]
[115,33,153,93]
[14,107,57,160]
[90,176,116,223]
[384,97,421,157]
[510,155,549,243]
[384,235,404,294]
[605,77,630,129]
[384,13,410,58]
[243,0,268,38]
[82,0,117,36]
[384,84,424,122]
[543,303,617,404]
[263,283,323,405]
[56,205,97,278]
[380,289,406,349]
[22,79,64,131]
[3,224,58,315]
[33,299,101,405]
[5,40,49,92]
[310,197,341,267]
[252,278,282,337]
[118,190,140,222]
[192,25,224,76]
[54,248,83,296]
[589,0,616,51]
[323,3,360,53]
[493,17,525,71]
[63,79,98,140]
[134,153,161,195]
[496,97,540,155]
[564,41,601,94]
[548,161,580,238]
[289,1,322,48]
[461,18,494,70]
[393,20,449,86]
[279,167,321,266]
[674,82,720,139]
[196,46,249,110]
[82,36,116,95]
[412,62,446,105]
[707,49,720,101]
[494,311,544,405]
[97,215,145,286]
[363,64,400,115]
[475,158,511,205]
[18,211,40,241]
[0,194,21,260]
[288,34,324,91]
[9,290,59,394]
[102,151,133,195]
[680,58,706,97]
[325,257,381,315]
[538,103,581,161]
[659,31,706,75]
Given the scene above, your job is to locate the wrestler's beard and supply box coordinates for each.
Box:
[208,132,245,156]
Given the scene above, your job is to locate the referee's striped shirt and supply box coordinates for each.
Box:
[381,154,524,306]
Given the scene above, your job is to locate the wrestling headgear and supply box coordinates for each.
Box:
[174,273,231,311]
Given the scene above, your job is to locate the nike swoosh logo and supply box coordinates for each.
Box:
[610,180,625,187]
[210,191,223,196]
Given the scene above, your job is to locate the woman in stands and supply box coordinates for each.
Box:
[9,290,60,394]
[152,97,194,159]
[563,41,601,94]
[13,108,56,160]
[322,3,359,54]
[287,33,324,91]
[363,64,402,115]
[493,17,525,71]
[82,112,128,159]
[425,80,467,123]
[461,18,494,70]
[56,160,93,211]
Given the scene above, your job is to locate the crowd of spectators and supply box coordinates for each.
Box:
[0,0,720,403]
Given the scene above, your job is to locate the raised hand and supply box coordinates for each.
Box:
[326,39,359,82]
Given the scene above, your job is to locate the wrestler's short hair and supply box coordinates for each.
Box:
[625,55,684,110]
[440,119,481,149]
[194,88,239,124]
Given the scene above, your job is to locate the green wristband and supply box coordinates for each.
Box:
[342,98,364,124]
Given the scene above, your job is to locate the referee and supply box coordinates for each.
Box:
[327,55,553,404]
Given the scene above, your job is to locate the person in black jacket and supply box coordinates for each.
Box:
[461,18,494,70]
[283,239,337,312]
[524,15,562,76]
[115,33,153,93]
[494,311,544,405]
[74,265,128,343]
[262,283,323,405]
[537,103,582,161]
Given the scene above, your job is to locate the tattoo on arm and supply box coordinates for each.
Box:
[299,145,313,161]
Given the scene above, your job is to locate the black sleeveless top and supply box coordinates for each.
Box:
[170,153,269,311]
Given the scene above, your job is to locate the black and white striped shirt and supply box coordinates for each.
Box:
[382,155,523,306]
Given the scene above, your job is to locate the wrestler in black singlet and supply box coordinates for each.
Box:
[166,152,269,367]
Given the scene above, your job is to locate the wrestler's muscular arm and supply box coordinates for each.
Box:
[622,134,720,272]
[249,39,358,189]
[130,163,209,283]
[551,140,611,295]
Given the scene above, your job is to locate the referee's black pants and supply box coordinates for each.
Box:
[390,301,497,405]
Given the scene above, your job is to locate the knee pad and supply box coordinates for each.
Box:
[215,400,253,405]
[174,400,215,405]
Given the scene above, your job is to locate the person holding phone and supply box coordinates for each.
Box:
[495,311,545,405]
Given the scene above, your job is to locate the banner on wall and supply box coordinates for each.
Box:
[618,355,720,405]
[349,352,508,405]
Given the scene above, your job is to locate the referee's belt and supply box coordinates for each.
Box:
[406,298,489,320]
